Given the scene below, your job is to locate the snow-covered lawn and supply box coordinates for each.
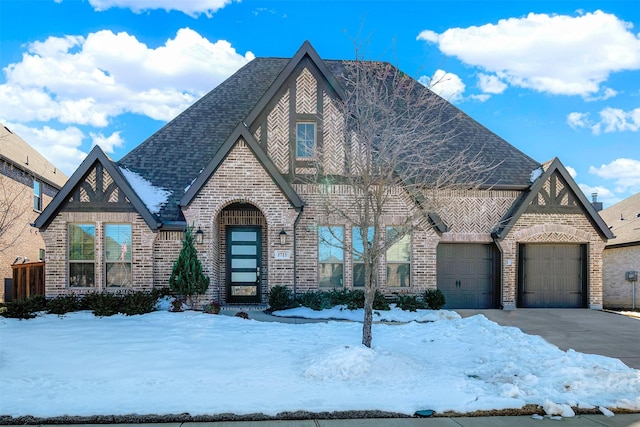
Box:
[1,304,639,418]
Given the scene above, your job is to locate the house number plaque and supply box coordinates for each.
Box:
[274,250,292,260]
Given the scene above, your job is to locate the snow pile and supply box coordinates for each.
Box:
[272,305,461,322]
[119,167,171,214]
[1,310,639,418]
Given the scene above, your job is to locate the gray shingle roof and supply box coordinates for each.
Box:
[117,48,541,223]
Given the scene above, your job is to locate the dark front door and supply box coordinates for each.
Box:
[226,226,261,303]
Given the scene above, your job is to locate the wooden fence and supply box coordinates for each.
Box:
[11,262,45,301]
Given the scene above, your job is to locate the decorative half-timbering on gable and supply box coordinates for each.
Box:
[36,41,614,310]
[527,170,582,214]
[66,163,133,210]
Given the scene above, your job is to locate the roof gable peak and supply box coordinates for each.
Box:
[244,41,344,126]
[35,145,161,230]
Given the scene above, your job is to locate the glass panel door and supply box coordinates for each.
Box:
[226,226,261,303]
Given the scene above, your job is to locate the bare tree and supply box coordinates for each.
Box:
[315,49,494,348]
[0,174,29,254]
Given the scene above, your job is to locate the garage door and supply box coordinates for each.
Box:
[518,244,587,308]
[437,244,498,309]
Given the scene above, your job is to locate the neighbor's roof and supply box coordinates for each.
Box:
[599,192,640,248]
[118,41,540,223]
[0,123,68,189]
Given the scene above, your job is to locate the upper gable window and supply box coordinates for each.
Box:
[33,179,42,211]
[296,122,316,159]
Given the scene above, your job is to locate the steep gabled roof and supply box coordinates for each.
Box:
[0,123,68,189]
[116,41,543,224]
[599,192,640,248]
[181,123,304,210]
[492,157,614,240]
[35,145,161,230]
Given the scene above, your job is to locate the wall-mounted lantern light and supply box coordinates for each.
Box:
[195,227,204,244]
[279,228,287,245]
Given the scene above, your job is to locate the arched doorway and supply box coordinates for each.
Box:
[219,202,267,304]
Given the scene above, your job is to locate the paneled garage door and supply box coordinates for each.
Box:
[518,244,587,308]
[437,244,498,309]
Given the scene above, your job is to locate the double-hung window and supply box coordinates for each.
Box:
[105,224,132,288]
[386,226,411,287]
[33,179,42,211]
[296,122,316,159]
[352,227,373,287]
[318,226,343,287]
[68,224,95,287]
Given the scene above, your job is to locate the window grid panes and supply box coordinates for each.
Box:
[352,227,373,287]
[68,224,95,287]
[318,226,343,287]
[386,227,411,288]
[105,224,132,288]
[296,122,316,158]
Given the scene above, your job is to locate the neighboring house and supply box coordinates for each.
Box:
[0,124,68,302]
[35,42,613,309]
[599,192,640,309]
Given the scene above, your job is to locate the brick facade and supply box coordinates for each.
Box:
[603,245,640,308]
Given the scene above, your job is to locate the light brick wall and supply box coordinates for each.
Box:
[182,139,300,304]
[498,214,607,309]
[1,160,59,301]
[41,211,156,297]
[603,245,640,308]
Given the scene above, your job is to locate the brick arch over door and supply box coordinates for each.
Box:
[217,202,268,304]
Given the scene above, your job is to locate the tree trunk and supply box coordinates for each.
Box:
[362,282,374,348]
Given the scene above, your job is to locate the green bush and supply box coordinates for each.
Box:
[47,294,81,315]
[296,290,332,311]
[345,289,364,310]
[0,300,36,319]
[119,291,154,316]
[90,292,121,317]
[373,291,391,311]
[25,295,48,312]
[268,285,292,311]
[424,289,446,310]
[169,226,210,306]
[395,294,426,312]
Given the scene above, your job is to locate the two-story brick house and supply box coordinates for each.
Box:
[35,42,612,309]
[1,124,68,302]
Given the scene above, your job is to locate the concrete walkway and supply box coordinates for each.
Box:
[35,413,640,426]
[455,309,640,369]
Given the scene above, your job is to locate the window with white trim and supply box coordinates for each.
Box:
[386,226,410,287]
[296,122,316,158]
[68,224,95,288]
[105,224,132,288]
[318,226,343,287]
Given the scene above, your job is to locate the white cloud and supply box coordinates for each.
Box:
[577,183,616,204]
[477,73,507,94]
[0,29,255,125]
[4,122,87,176]
[565,166,577,178]
[589,158,640,193]
[567,112,590,130]
[88,0,235,18]
[417,10,640,97]
[419,69,465,102]
[91,131,124,153]
[568,107,640,135]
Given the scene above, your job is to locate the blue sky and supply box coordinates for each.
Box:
[1,0,638,208]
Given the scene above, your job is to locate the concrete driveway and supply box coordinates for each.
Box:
[455,309,640,369]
